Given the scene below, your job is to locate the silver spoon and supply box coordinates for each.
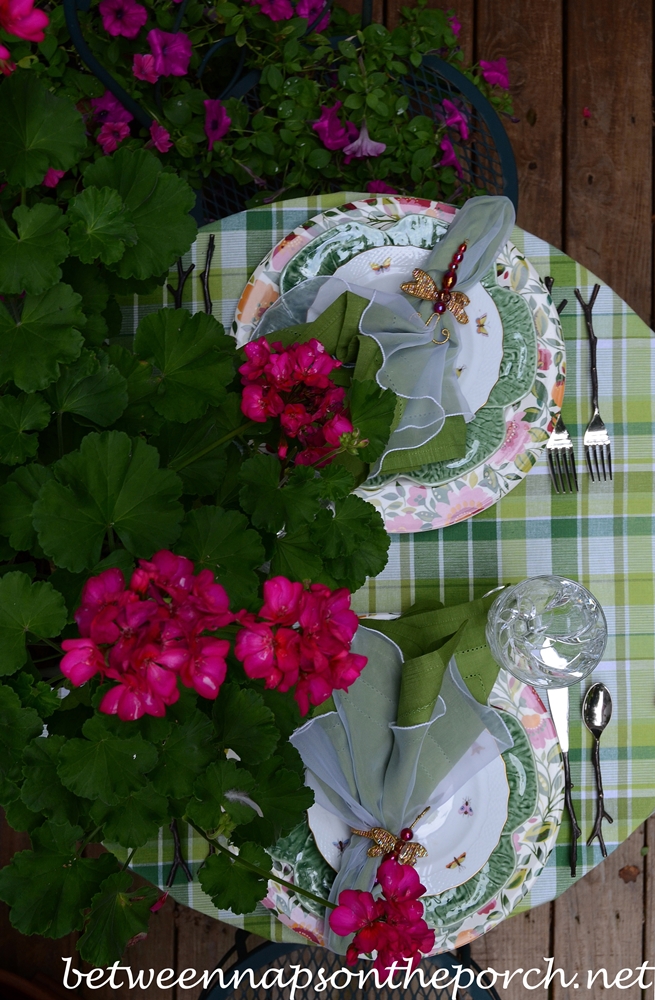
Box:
[582,682,613,856]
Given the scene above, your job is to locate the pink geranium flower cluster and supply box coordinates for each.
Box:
[239,336,354,466]
[60,552,234,721]
[329,857,435,972]
[234,576,367,715]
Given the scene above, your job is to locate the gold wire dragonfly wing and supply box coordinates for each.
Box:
[352,827,429,866]
[400,268,470,325]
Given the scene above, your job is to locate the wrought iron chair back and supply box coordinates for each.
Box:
[197,930,504,1000]
[63,0,517,224]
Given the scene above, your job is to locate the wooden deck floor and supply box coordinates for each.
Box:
[1,3,654,997]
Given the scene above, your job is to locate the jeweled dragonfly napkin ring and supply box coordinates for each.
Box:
[400,241,470,344]
[352,807,430,866]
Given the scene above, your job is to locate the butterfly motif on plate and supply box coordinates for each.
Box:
[400,268,470,325]
[446,852,467,869]
[459,798,474,817]
[476,314,489,336]
[370,257,391,273]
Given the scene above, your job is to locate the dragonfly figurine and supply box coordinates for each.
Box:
[351,807,430,867]
[400,268,471,326]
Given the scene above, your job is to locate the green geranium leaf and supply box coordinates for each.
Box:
[0,821,119,938]
[83,148,197,280]
[321,497,390,591]
[238,757,313,847]
[271,525,324,582]
[0,463,52,553]
[0,572,67,676]
[238,457,323,534]
[198,843,271,915]
[0,683,42,783]
[60,259,110,348]
[213,683,279,765]
[187,760,258,831]
[311,493,372,558]
[90,782,170,848]
[78,872,160,968]
[6,670,59,718]
[2,779,43,833]
[134,309,235,423]
[21,736,82,826]
[57,714,158,805]
[45,350,128,427]
[67,186,137,266]
[105,344,161,436]
[316,465,355,501]
[348,379,396,462]
[0,283,85,392]
[0,393,50,465]
[0,73,86,188]
[178,506,265,609]
[157,393,246,495]
[149,709,215,800]
[33,431,184,571]
[0,204,69,295]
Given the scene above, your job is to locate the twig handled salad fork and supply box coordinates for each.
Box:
[574,284,613,482]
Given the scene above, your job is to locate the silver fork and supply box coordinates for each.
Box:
[574,285,613,482]
[546,413,578,493]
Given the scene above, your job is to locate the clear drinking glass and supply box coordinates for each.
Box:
[485,575,607,688]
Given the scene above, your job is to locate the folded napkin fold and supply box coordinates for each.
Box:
[289,594,512,955]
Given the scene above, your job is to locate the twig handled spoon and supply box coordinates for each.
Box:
[582,682,613,856]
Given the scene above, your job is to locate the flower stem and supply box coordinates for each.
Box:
[122,847,138,871]
[186,820,336,910]
[168,421,259,473]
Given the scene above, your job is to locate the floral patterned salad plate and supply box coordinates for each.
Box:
[266,671,564,953]
[307,750,509,896]
[234,197,566,534]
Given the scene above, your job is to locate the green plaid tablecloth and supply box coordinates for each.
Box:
[121,194,655,941]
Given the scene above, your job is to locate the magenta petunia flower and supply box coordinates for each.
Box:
[204,98,231,149]
[149,122,172,153]
[442,97,469,140]
[480,57,510,90]
[99,0,147,39]
[312,102,358,151]
[342,121,386,163]
[132,52,158,83]
[367,179,398,194]
[97,120,131,155]
[448,14,461,37]
[296,0,329,30]
[42,168,65,187]
[147,27,192,77]
[0,0,48,42]
[439,136,463,178]
[91,90,133,124]
[255,0,293,20]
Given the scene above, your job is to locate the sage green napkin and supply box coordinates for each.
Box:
[290,594,512,955]
[255,290,467,474]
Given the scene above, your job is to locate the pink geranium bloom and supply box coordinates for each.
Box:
[312,102,358,152]
[60,638,105,686]
[0,42,15,75]
[322,413,353,447]
[42,168,65,187]
[182,637,229,699]
[296,0,329,31]
[97,121,131,154]
[255,0,293,20]
[480,57,510,90]
[366,180,397,194]
[149,122,173,153]
[0,0,48,42]
[442,98,469,140]
[133,52,159,83]
[147,27,192,77]
[259,576,303,625]
[343,121,386,163]
[99,0,147,38]
[91,90,133,124]
[204,98,231,150]
[439,136,463,178]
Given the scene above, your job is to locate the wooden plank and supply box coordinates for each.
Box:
[565,0,652,322]
[551,823,646,997]
[174,907,266,1000]
[475,0,564,247]
[646,816,655,994]
[338,0,383,24]
[469,903,552,1000]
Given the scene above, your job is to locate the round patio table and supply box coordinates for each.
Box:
[120,194,655,946]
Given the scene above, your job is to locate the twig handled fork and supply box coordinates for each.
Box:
[574,284,613,482]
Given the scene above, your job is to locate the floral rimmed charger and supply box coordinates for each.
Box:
[265,670,563,953]
[233,197,566,533]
